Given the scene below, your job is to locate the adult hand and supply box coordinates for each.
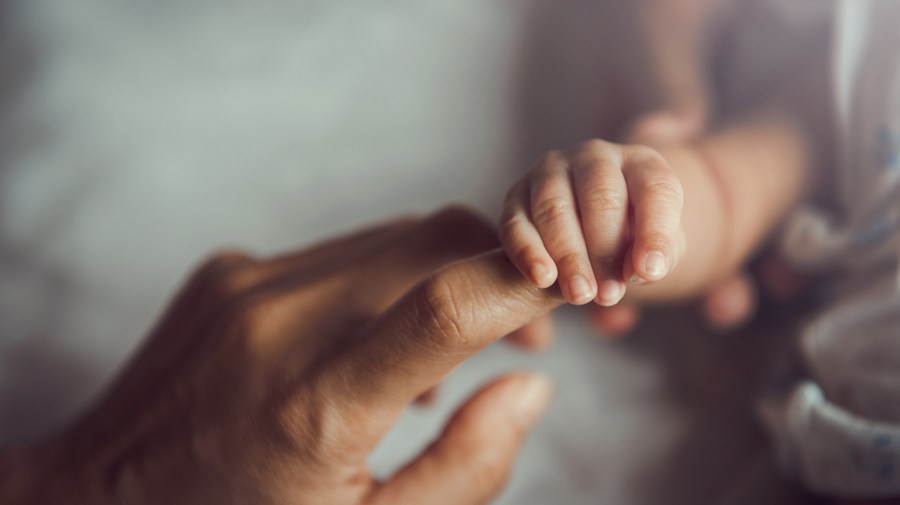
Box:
[0,207,562,505]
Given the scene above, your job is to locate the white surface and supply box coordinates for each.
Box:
[0,1,826,503]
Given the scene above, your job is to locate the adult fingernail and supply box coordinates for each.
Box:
[531,263,554,288]
[597,280,626,307]
[643,251,668,280]
[511,374,553,429]
[567,275,594,305]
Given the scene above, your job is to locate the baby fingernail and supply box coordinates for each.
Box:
[531,263,554,288]
[628,273,646,285]
[643,251,668,280]
[567,275,594,304]
[597,280,626,306]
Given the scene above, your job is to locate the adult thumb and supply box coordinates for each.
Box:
[371,373,553,505]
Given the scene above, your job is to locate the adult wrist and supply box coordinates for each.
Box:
[0,438,99,505]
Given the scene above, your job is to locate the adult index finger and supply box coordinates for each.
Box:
[321,248,563,445]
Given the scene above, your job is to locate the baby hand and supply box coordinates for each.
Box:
[500,140,685,306]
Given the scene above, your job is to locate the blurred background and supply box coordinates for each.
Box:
[0,1,831,503]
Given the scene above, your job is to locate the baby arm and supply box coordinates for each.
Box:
[635,105,813,301]
[501,52,829,305]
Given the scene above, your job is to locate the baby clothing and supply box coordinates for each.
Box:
[764,0,900,497]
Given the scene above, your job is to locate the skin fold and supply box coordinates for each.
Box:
[0,207,563,505]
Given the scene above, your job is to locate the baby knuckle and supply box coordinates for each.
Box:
[531,197,572,225]
[502,184,521,207]
[642,227,675,252]
[512,246,538,269]
[644,177,684,206]
[578,160,614,181]
[557,251,587,271]
[533,150,562,170]
[578,138,610,156]
[498,213,528,239]
[581,188,626,214]
[628,144,666,163]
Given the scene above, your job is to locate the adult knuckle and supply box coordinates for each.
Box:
[269,385,323,453]
[267,378,348,464]
[226,298,274,340]
[196,249,253,280]
[194,250,258,300]
[417,273,469,350]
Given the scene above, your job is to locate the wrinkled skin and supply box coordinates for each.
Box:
[0,206,561,505]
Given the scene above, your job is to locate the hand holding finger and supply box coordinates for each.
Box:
[569,141,630,306]
[528,152,598,305]
[21,206,556,505]
[325,248,563,440]
[499,181,558,289]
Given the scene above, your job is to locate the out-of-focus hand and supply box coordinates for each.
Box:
[0,207,562,505]
[590,0,804,337]
[618,0,738,144]
[589,266,758,337]
[589,241,810,338]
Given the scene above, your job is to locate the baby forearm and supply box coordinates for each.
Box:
[626,26,830,303]
[627,107,812,302]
